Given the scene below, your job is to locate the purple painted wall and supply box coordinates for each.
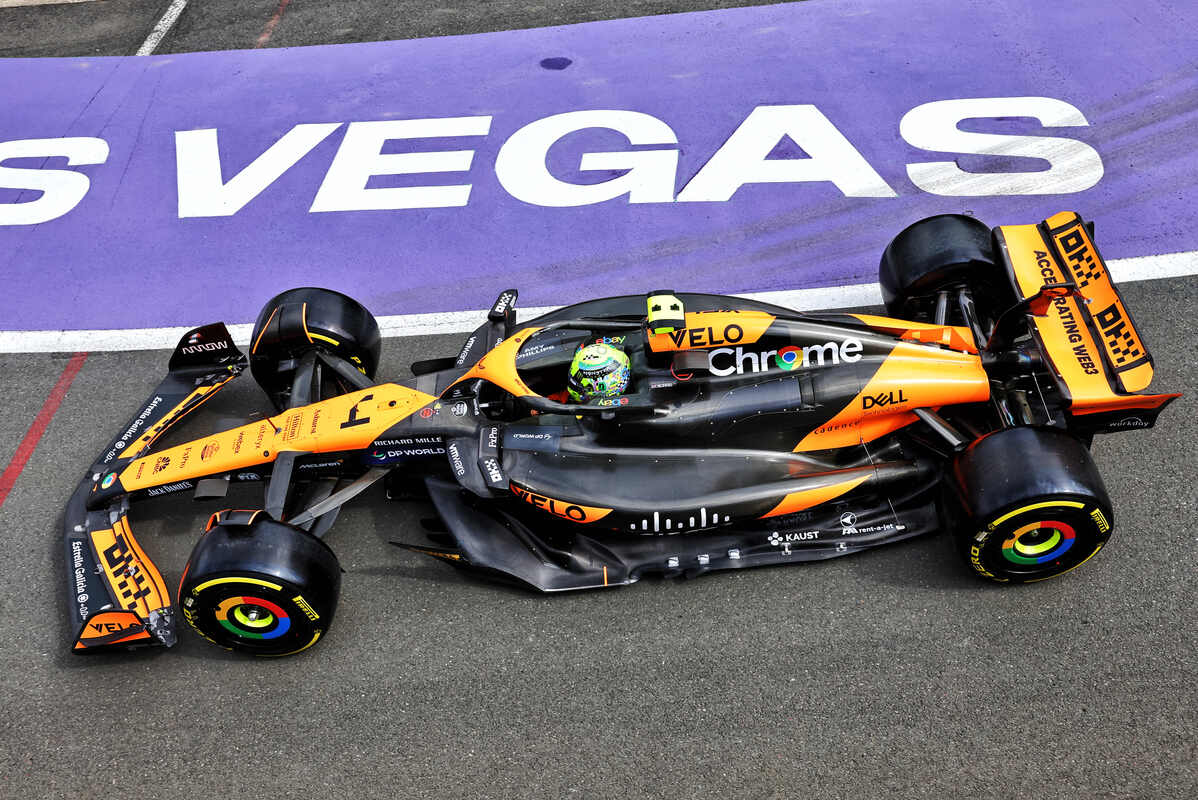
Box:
[1,0,1195,331]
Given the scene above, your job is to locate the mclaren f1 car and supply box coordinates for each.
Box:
[63,211,1179,656]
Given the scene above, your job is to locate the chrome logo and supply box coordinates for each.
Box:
[775,346,802,370]
[1001,520,1076,565]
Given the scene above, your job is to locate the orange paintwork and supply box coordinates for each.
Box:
[795,341,989,452]
[850,315,978,354]
[1046,213,1152,392]
[647,310,775,352]
[509,482,613,523]
[447,327,542,399]
[251,306,278,354]
[88,513,171,622]
[1069,392,1181,415]
[74,610,151,650]
[761,473,872,518]
[1002,214,1156,409]
[121,378,236,461]
[117,383,436,492]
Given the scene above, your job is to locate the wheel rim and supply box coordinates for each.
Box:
[215,595,291,640]
[1001,520,1076,565]
[232,604,276,629]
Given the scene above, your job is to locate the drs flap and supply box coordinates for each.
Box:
[997,212,1160,409]
[1042,213,1152,393]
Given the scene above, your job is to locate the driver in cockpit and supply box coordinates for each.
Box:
[563,342,631,403]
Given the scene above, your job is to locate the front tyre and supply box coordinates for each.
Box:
[250,287,381,411]
[951,427,1113,583]
[179,511,341,656]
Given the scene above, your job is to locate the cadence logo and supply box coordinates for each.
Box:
[0,97,1103,225]
[709,338,863,376]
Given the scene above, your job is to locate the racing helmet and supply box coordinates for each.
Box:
[567,343,631,401]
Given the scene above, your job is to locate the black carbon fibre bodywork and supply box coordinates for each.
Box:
[417,475,940,591]
[380,293,957,590]
[61,220,1181,654]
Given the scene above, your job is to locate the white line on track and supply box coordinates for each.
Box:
[134,0,187,56]
[1,250,1194,354]
[0,0,99,8]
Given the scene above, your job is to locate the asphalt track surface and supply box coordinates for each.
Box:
[1,2,1195,799]
[0,279,1192,799]
[0,0,789,57]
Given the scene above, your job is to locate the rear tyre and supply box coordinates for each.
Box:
[951,427,1113,583]
[249,287,381,410]
[179,511,341,656]
[879,214,1012,323]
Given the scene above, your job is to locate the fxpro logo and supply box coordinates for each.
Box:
[709,339,862,376]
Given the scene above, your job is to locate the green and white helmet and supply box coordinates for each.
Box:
[567,343,631,401]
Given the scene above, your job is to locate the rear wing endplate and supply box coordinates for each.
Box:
[994,212,1179,418]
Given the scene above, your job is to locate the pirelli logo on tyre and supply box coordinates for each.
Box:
[293,595,321,621]
[969,530,1004,581]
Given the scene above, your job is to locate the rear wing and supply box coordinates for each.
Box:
[994,212,1179,428]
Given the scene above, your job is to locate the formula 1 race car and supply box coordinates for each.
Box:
[63,211,1179,657]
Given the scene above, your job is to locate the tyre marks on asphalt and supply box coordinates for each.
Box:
[0,352,87,509]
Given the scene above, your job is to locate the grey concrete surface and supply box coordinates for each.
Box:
[0,0,801,57]
[0,353,64,483]
[0,279,1193,799]
[0,0,163,58]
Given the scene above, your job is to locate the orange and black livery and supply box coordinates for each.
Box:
[63,215,1178,658]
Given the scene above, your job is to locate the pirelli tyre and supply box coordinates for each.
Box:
[878,213,1012,323]
[951,427,1114,583]
[178,511,341,656]
[249,287,382,410]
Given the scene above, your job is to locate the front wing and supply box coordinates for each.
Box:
[64,323,245,652]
